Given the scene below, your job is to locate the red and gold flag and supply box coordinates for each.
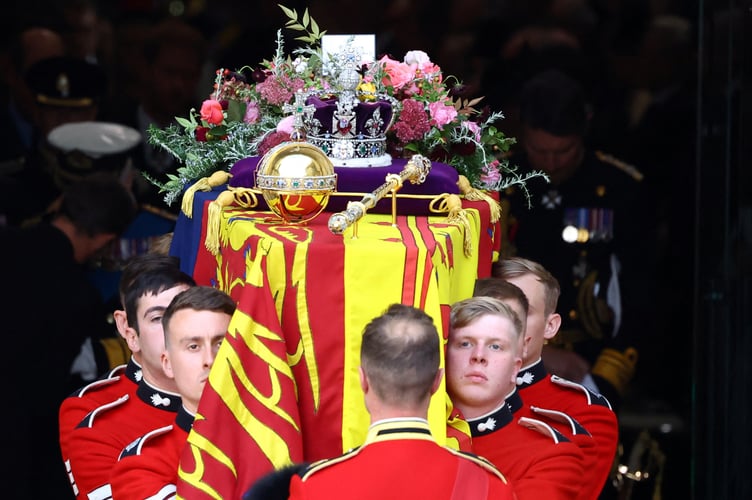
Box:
[178,203,489,498]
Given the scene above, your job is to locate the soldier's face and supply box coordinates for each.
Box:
[504,274,550,365]
[162,309,229,413]
[446,314,521,419]
[132,284,192,389]
[522,127,584,185]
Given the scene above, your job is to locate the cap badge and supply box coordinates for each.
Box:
[56,73,70,98]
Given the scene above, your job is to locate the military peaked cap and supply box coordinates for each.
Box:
[25,56,107,107]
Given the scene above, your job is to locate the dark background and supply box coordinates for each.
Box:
[5,0,751,498]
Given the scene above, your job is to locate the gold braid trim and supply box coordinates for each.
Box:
[181,171,232,218]
[456,175,501,223]
[592,347,639,396]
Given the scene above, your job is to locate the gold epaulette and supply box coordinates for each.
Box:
[595,151,644,182]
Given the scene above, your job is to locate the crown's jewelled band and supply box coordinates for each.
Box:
[307,136,388,160]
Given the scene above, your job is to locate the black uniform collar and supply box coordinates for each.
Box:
[136,379,181,413]
[467,389,522,437]
[175,406,195,433]
[125,358,142,385]
[516,358,548,389]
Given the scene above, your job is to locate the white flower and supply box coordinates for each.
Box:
[403,50,431,67]
[293,56,308,74]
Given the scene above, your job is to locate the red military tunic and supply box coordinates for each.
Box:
[59,359,141,473]
[468,390,586,500]
[288,419,516,500]
[110,406,193,500]
[517,360,619,498]
[65,379,181,500]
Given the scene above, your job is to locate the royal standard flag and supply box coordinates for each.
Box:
[177,202,491,498]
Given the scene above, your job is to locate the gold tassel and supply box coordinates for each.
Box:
[204,190,236,255]
[456,175,501,223]
[437,193,473,257]
[181,170,232,219]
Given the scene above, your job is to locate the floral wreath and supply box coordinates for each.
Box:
[146,5,546,207]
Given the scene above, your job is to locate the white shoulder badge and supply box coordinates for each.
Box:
[518,417,570,444]
[595,150,644,181]
[550,375,613,410]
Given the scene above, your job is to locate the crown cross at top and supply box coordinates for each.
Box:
[283,90,316,138]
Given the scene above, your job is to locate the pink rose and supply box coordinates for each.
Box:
[244,102,260,124]
[428,101,458,127]
[276,115,295,134]
[378,55,415,90]
[480,160,502,185]
[200,99,224,125]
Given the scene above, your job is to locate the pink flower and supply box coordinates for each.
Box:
[276,115,295,134]
[378,55,415,90]
[244,102,260,124]
[200,99,224,125]
[428,101,458,127]
[480,160,502,185]
[462,120,482,142]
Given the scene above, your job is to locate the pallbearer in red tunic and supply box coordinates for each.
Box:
[59,360,140,469]
[447,296,586,499]
[60,254,194,477]
[110,286,236,500]
[249,304,515,500]
[495,258,619,498]
[63,257,194,499]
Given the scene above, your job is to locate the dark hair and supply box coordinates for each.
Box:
[360,304,439,406]
[58,173,137,237]
[121,255,196,333]
[162,286,236,343]
[518,69,588,136]
[118,253,183,304]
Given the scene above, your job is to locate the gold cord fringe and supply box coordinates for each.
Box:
[205,190,237,255]
[433,193,473,257]
[456,175,501,223]
[181,171,232,218]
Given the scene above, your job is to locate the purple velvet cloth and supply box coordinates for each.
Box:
[305,95,394,136]
[229,156,460,215]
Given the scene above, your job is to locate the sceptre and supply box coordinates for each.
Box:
[328,154,432,235]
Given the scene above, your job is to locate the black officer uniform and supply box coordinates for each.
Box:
[502,146,655,407]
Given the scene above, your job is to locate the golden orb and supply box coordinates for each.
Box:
[255,141,337,224]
